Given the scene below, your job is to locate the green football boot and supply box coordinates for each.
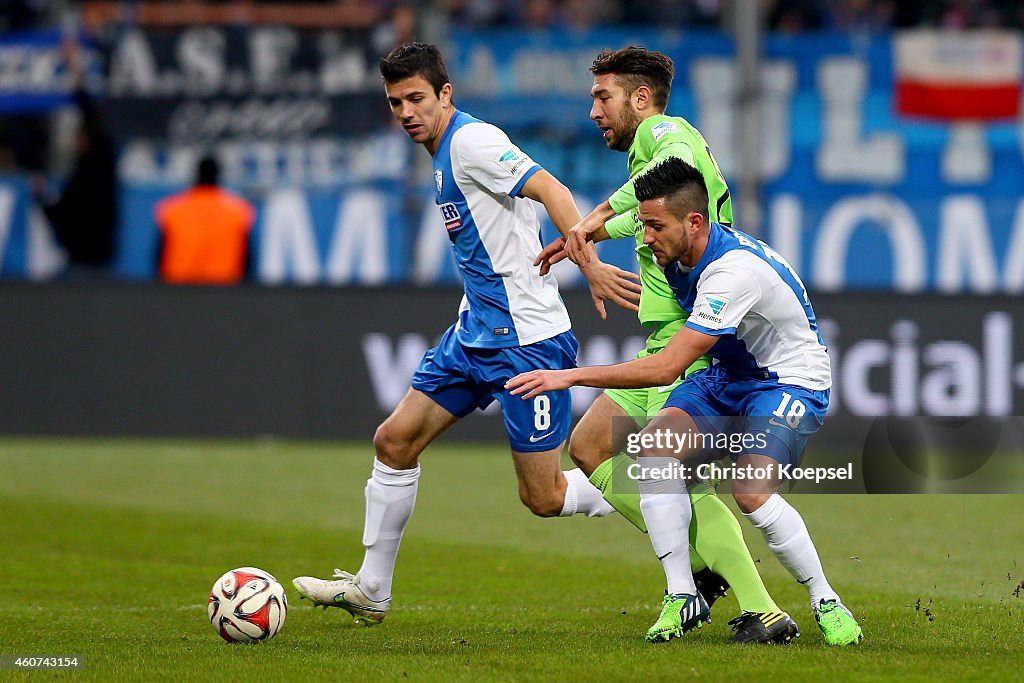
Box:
[645,592,710,643]
[728,611,800,644]
[815,599,863,646]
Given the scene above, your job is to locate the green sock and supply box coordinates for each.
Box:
[688,489,780,613]
[588,455,646,531]
[588,455,709,573]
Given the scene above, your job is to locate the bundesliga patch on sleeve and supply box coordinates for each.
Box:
[495,147,531,176]
[693,294,730,326]
[651,121,678,142]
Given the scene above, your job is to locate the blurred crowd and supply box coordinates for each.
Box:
[6,0,1023,33]
[440,0,1024,31]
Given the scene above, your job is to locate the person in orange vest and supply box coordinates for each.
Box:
[154,156,255,284]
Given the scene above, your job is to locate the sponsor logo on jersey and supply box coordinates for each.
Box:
[695,294,729,325]
[439,202,462,230]
[435,169,443,194]
[493,327,510,335]
[496,147,530,175]
[696,309,724,325]
[706,296,729,316]
[651,121,679,142]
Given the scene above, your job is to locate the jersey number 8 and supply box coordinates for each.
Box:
[533,395,551,431]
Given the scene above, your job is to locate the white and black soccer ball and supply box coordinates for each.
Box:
[208,567,287,643]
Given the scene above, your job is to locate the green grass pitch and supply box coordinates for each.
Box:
[1,438,1022,681]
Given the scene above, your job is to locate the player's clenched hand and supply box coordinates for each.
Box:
[506,369,575,399]
[580,261,641,319]
[534,236,570,276]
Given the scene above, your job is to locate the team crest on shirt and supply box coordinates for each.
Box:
[435,169,443,194]
[651,121,678,141]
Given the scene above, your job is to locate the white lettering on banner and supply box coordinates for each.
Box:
[827,313,1016,417]
[690,58,795,180]
[892,320,918,415]
[168,98,331,139]
[325,190,387,285]
[363,333,430,411]
[177,27,226,96]
[249,27,298,93]
[259,189,390,284]
[107,26,379,101]
[768,194,802,268]
[318,32,374,94]
[937,196,999,293]
[920,342,981,416]
[998,201,1024,293]
[812,194,926,292]
[816,318,841,416]
[259,188,320,284]
[0,40,75,92]
[942,123,991,183]
[839,339,890,415]
[0,185,14,274]
[119,135,407,187]
[984,312,1012,416]
[816,58,904,182]
[108,29,160,96]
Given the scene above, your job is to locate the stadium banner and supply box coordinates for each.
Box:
[4,29,1024,294]
[0,29,102,114]
[442,28,1024,295]
[2,281,1024,429]
[97,24,392,141]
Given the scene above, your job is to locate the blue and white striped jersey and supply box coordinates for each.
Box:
[433,110,571,348]
[665,223,831,390]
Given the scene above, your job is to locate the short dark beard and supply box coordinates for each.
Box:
[608,107,642,151]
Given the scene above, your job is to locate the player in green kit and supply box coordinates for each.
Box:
[538,47,797,644]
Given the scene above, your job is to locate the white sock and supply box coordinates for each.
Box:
[638,458,696,595]
[560,468,615,517]
[356,458,419,601]
[744,493,840,607]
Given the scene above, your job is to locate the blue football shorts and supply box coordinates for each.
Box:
[411,324,578,453]
[662,365,829,467]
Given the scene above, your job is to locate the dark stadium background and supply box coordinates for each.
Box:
[2,0,1024,456]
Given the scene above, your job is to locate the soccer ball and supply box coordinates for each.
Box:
[207,567,288,643]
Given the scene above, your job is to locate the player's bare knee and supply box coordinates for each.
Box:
[372,422,417,469]
[568,431,605,475]
[521,491,562,517]
[516,481,562,517]
[733,490,771,514]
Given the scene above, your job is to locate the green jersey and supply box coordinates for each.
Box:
[603,114,733,325]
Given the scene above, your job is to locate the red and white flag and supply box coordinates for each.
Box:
[894,30,1022,121]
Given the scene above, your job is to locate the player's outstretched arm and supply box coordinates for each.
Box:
[506,326,716,399]
[521,171,640,319]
